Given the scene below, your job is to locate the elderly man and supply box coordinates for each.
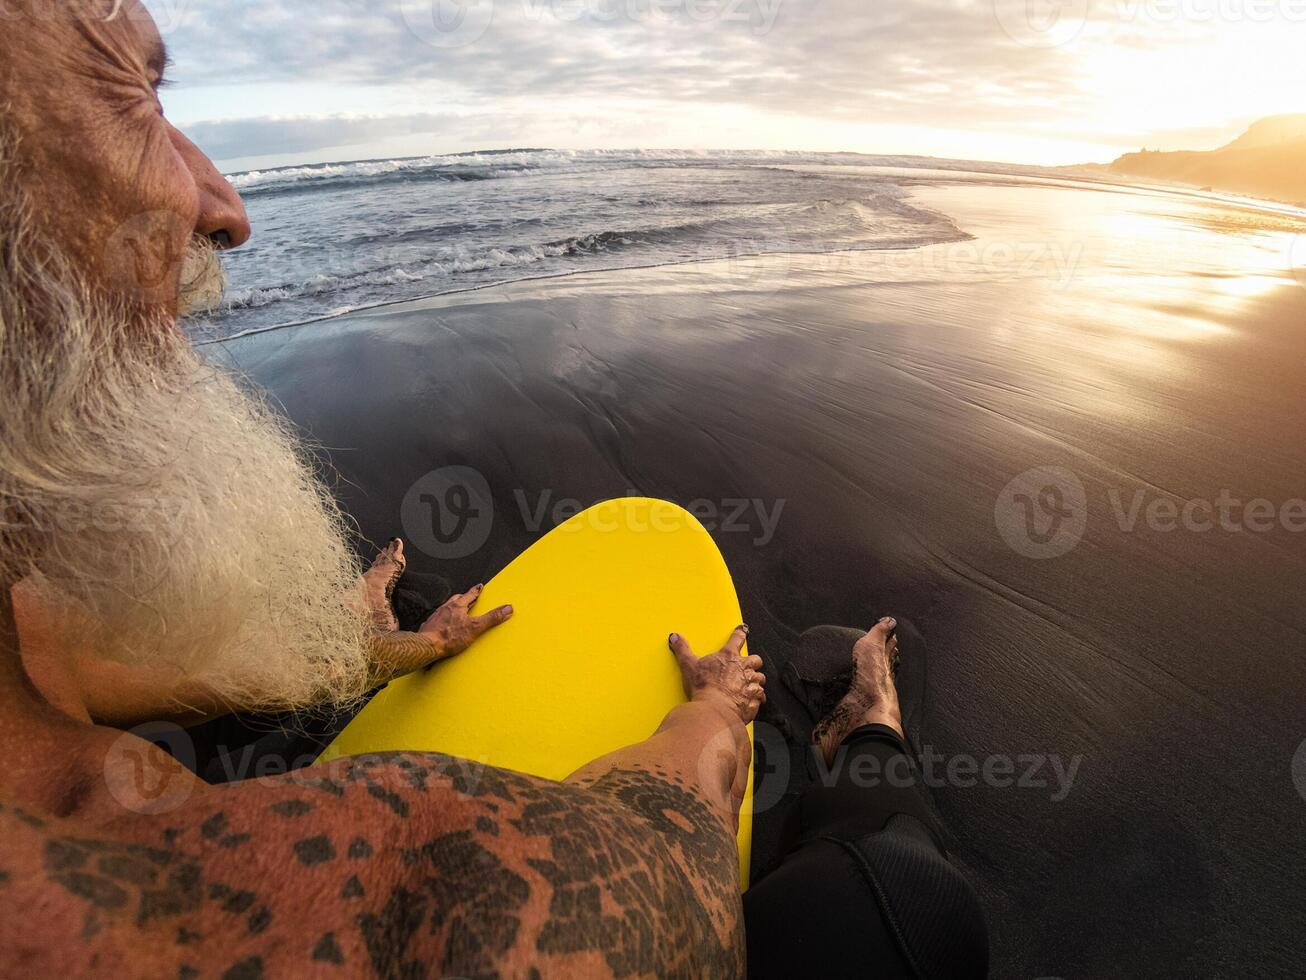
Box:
[0,2,769,975]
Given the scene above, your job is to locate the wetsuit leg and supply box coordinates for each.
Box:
[743,725,989,980]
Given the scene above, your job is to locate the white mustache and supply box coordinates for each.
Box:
[177,236,227,318]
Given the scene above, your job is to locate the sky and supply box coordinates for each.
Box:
[151,0,1306,172]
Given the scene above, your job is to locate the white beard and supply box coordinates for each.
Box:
[0,138,371,714]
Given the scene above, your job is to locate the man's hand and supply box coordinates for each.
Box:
[669,625,766,725]
[418,584,514,662]
[361,535,513,686]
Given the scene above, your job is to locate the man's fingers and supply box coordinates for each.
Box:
[743,655,763,671]
[471,604,513,634]
[749,671,767,689]
[668,632,698,673]
[723,624,750,655]
[451,584,486,609]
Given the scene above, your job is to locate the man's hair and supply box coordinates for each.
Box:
[0,119,373,713]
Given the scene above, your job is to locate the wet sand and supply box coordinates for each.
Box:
[212,175,1306,978]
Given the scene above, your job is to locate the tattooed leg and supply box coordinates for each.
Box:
[567,625,765,832]
[565,699,751,833]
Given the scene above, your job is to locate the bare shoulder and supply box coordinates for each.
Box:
[0,753,743,978]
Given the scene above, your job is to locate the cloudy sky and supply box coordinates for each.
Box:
[152,0,1306,172]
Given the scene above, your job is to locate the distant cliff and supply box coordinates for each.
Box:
[1110,114,1306,205]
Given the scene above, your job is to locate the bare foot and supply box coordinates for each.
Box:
[361,538,406,632]
[812,617,901,766]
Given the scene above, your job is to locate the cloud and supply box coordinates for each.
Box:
[158,0,1091,126]
[150,0,1306,164]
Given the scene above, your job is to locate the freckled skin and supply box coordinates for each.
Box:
[0,748,749,978]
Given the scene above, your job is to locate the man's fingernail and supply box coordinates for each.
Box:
[669,632,680,647]
[502,605,513,616]
[739,624,749,634]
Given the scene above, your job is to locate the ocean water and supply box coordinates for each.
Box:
[191,149,1031,340]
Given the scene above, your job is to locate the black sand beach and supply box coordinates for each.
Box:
[212,176,1306,978]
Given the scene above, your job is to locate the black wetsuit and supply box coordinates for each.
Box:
[743,724,989,979]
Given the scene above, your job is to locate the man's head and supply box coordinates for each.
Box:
[0,0,247,316]
[0,1,373,713]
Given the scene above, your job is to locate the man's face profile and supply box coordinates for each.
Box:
[0,0,377,714]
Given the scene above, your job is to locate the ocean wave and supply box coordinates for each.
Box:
[220,195,961,317]
[198,151,986,338]
[225,147,1069,197]
[220,242,572,311]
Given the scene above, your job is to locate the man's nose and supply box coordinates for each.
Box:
[171,127,251,249]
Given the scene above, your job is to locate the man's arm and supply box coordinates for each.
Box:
[0,748,743,979]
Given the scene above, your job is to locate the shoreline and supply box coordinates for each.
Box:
[198,166,1306,346]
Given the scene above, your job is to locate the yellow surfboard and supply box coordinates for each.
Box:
[321,497,754,887]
